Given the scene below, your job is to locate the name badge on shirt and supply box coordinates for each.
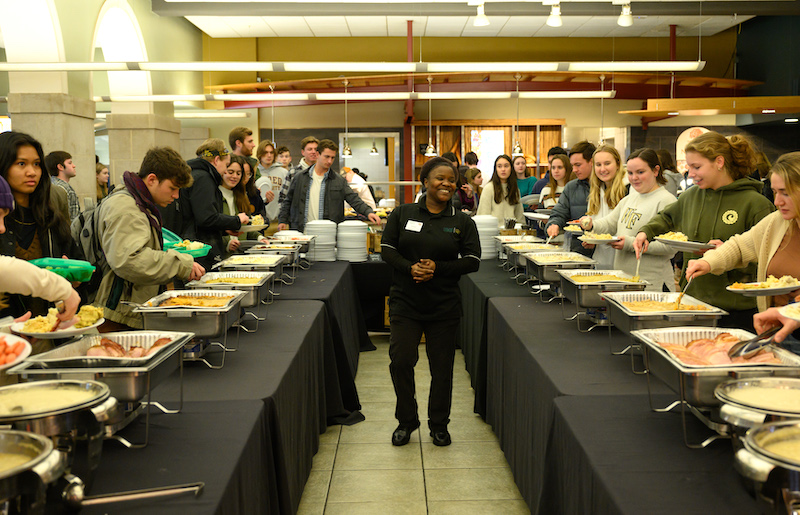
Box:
[405,220,423,232]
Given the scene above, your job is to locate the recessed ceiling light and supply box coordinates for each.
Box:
[668,111,680,116]
[762,109,776,114]
[786,118,799,123]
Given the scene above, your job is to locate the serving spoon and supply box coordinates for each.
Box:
[674,274,694,310]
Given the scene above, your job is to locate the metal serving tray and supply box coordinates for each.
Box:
[632,326,800,407]
[523,252,596,283]
[216,254,287,279]
[8,331,193,403]
[133,290,246,339]
[245,243,301,264]
[185,272,274,308]
[503,243,561,268]
[558,269,649,308]
[271,235,315,253]
[601,291,728,337]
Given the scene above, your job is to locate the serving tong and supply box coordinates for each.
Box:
[727,326,782,359]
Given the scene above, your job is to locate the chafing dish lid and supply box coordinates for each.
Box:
[746,421,800,471]
[0,380,109,421]
[716,377,800,416]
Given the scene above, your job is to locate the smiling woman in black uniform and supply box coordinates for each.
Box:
[381,157,481,447]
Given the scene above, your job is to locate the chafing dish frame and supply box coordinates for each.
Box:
[10,331,193,449]
[633,326,800,448]
[186,272,274,331]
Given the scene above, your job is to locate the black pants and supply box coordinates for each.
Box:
[389,315,460,432]
[720,308,759,332]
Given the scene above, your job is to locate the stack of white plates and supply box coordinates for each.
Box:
[274,230,304,240]
[336,220,369,262]
[472,215,500,260]
[304,220,337,261]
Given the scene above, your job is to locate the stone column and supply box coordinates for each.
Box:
[180,127,210,161]
[7,93,96,210]
[105,113,182,186]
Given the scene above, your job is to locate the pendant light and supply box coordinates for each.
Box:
[342,79,352,158]
[424,76,437,157]
[511,74,524,157]
[546,3,562,28]
[617,4,633,27]
[369,139,379,156]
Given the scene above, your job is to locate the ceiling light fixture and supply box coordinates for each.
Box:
[342,79,352,159]
[0,60,705,74]
[474,3,490,27]
[546,3,563,28]
[762,109,776,114]
[424,76,437,157]
[617,4,633,27]
[786,118,799,123]
[370,140,380,156]
[512,74,524,157]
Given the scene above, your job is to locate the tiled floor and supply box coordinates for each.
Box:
[297,333,530,514]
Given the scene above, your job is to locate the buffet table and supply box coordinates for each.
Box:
[486,295,673,512]
[458,262,533,418]
[152,299,327,515]
[85,400,269,515]
[351,259,392,332]
[540,395,759,514]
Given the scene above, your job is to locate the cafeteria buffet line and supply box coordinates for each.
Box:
[2,221,800,513]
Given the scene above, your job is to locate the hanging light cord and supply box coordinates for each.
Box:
[428,76,433,149]
[515,74,521,146]
[269,84,275,145]
[344,79,349,148]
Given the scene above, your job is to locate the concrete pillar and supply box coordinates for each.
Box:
[105,113,182,186]
[7,92,96,210]
[180,127,210,161]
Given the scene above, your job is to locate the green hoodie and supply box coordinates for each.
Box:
[640,177,775,311]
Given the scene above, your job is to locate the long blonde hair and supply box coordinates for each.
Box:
[587,144,627,215]
[770,152,800,220]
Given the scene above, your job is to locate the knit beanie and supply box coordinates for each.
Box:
[0,175,13,211]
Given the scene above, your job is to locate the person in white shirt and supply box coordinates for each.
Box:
[580,148,677,291]
[475,154,524,224]
[254,140,284,232]
[343,167,376,210]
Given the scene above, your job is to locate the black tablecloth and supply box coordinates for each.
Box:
[84,400,268,515]
[542,395,759,515]
[351,259,392,332]
[486,296,672,512]
[153,300,326,514]
[458,261,532,418]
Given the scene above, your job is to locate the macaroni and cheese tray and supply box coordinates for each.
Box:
[557,269,649,308]
[186,272,274,308]
[133,290,246,339]
[601,291,727,337]
[523,252,596,283]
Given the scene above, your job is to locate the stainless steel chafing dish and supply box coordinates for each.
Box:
[634,327,800,408]
[245,242,301,264]
[523,251,596,283]
[0,430,67,512]
[502,242,560,268]
[133,290,246,339]
[186,272,274,309]
[557,269,649,308]
[494,235,542,259]
[271,234,316,253]
[735,421,800,514]
[0,380,117,488]
[602,291,727,337]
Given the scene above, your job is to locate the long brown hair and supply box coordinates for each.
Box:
[227,155,254,214]
[491,154,520,205]
[545,154,574,202]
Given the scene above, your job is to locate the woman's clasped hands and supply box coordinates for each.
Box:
[411,259,436,283]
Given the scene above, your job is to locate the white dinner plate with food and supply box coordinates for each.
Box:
[0,333,32,371]
[654,237,715,252]
[238,224,269,232]
[578,235,620,245]
[11,318,105,340]
[778,304,800,323]
[727,284,800,297]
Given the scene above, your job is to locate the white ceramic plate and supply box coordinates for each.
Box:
[524,212,550,221]
[0,333,32,371]
[778,304,800,323]
[654,237,715,252]
[11,318,104,340]
[727,283,800,297]
[238,224,269,232]
[578,235,620,245]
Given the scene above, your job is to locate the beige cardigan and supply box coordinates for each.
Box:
[475,182,525,224]
[0,256,73,304]
[701,210,794,312]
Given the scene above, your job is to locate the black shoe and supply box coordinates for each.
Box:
[392,423,419,446]
[430,429,451,446]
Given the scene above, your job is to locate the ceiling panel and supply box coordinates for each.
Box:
[264,16,314,37]
[226,16,277,37]
[305,16,351,37]
[497,16,546,37]
[386,16,428,36]
[346,16,388,36]
[531,15,594,36]
[460,16,509,36]
[424,16,468,37]
[185,16,242,37]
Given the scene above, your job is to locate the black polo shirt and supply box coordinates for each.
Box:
[381,196,481,320]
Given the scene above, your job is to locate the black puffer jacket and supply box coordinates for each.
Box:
[174,158,242,269]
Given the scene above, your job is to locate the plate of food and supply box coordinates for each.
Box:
[239,214,268,232]
[11,306,105,339]
[727,275,800,297]
[169,239,211,257]
[654,232,715,252]
[578,232,620,245]
[564,225,583,233]
[778,304,800,323]
[0,333,32,370]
